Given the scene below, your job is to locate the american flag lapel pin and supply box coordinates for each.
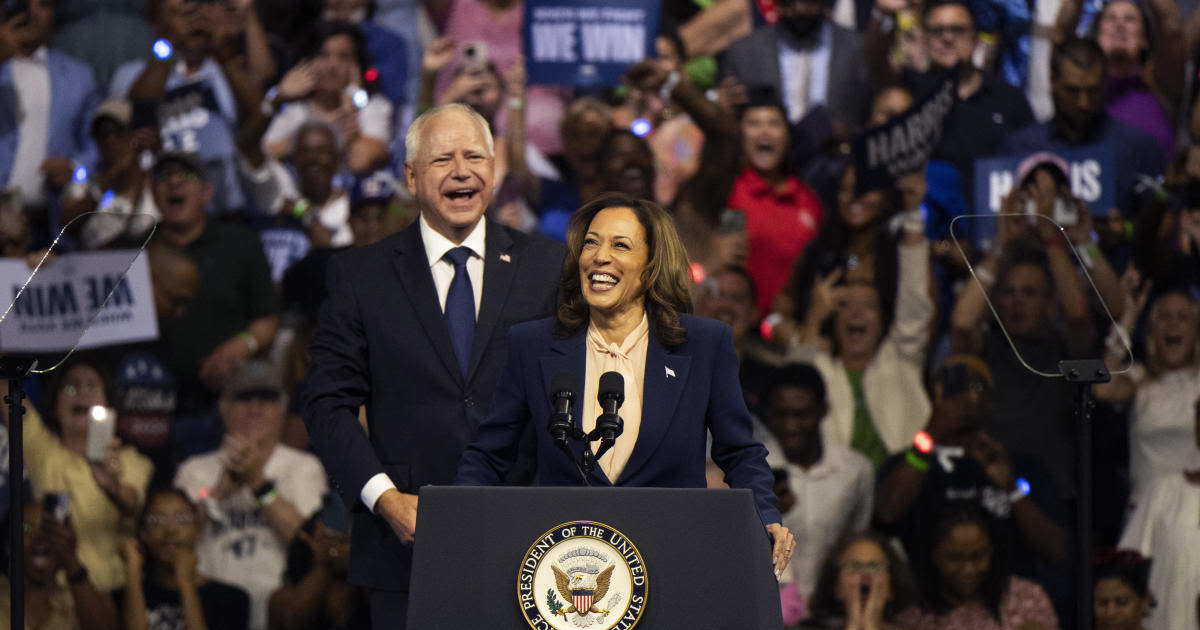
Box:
[664,366,676,378]
[499,253,511,263]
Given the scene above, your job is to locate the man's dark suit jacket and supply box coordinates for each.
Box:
[721,23,871,133]
[303,217,565,591]
[455,313,782,526]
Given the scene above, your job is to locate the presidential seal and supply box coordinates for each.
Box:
[517,521,647,630]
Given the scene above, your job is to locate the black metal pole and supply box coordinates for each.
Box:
[1060,359,1109,630]
[2,356,35,630]
[1077,383,1094,630]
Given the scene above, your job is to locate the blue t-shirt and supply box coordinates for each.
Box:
[999,115,1164,217]
[110,58,247,213]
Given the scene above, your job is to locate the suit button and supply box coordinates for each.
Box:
[464,397,477,408]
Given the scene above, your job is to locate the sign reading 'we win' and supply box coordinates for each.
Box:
[0,250,158,353]
[524,0,661,87]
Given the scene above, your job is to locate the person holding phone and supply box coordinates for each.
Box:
[874,356,1069,618]
[262,21,392,175]
[0,501,119,630]
[2,355,154,592]
[782,176,932,470]
[118,488,250,630]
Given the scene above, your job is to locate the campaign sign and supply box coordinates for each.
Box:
[972,142,1115,215]
[0,250,158,353]
[851,75,957,193]
[524,0,661,87]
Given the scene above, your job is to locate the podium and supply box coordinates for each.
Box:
[407,486,783,629]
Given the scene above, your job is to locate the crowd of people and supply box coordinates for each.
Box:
[3,0,1200,627]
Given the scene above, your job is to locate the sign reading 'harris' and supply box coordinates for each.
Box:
[851,75,957,194]
[524,0,661,87]
[519,520,648,630]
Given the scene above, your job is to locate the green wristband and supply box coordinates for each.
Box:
[905,449,930,472]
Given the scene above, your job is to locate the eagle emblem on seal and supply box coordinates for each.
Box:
[552,563,614,617]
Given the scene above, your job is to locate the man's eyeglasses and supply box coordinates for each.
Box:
[926,24,973,39]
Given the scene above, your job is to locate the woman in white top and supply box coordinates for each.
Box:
[1118,399,1200,630]
[1095,286,1200,511]
[262,21,392,175]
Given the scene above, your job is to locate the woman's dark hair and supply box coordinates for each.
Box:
[806,531,919,625]
[41,353,115,435]
[914,501,1011,621]
[921,0,976,26]
[1088,0,1155,63]
[786,165,901,336]
[1093,548,1152,598]
[597,129,652,167]
[299,20,371,86]
[557,193,692,347]
[736,86,797,178]
[1052,36,1108,79]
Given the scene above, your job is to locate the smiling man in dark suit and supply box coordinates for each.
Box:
[302,103,565,629]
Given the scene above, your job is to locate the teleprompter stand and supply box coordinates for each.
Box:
[408,486,784,629]
[1060,359,1110,630]
[2,355,37,630]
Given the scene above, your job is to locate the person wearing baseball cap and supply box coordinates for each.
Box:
[174,360,326,630]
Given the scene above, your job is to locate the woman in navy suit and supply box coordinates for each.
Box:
[456,192,794,577]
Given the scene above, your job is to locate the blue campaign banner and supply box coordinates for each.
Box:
[972,142,1116,215]
[523,0,661,87]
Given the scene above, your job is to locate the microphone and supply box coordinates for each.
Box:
[592,371,625,460]
[548,371,575,450]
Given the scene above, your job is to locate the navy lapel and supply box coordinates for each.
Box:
[467,220,515,383]
[391,221,463,385]
[616,331,691,485]
[538,332,612,486]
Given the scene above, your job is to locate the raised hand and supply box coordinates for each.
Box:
[277,60,319,103]
[89,438,125,496]
[809,267,845,324]
[713,76,747,112]
[122,538,145,582]
[623,58,673,94]
[422,37,457,77]
[503,54,527,98]
[1117,266,1151,327]
[43,513,81,574]
[968,432,1015,491]
[173,546,200,587]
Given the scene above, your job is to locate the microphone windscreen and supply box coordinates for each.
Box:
[551,371,575,397]
[598,371,624,404]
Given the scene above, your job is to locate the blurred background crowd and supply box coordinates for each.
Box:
[2,0,1200,627]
